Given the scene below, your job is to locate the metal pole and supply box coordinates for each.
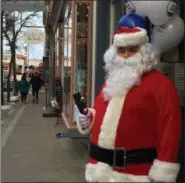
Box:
[65,19,69,116]
[13,11,16,95]
[23,26,44,28]
[27,43,29,65]
[1,11,4,105]
[45,89,48,106]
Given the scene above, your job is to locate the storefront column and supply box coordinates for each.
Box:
[113,0,125,31]
[48,33,52,98]
[52,35,56,96]
[178,0,185,181]
[179,0,185,61]
[95,1,110,96]
[48,32,55,97]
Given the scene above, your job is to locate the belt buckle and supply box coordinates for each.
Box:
[113,148,126,169]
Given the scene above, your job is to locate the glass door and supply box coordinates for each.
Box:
[63,9,72,119]
[71,1,91,124]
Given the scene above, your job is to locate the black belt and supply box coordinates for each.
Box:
[89,143,157,169]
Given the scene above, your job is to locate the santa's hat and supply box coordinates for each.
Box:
[113,14,149,47]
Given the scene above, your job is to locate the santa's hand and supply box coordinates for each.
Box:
[78,110,92,129]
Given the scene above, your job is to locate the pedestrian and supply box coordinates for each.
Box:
[76,14,182,182]
[19,74,30,104]
[55,77,63,105]
[29,72,43,104]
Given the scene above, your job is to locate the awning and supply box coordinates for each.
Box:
[2,0,45,11]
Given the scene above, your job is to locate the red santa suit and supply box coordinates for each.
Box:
[77,14,182,182]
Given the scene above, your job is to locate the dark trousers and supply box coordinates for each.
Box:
[21,92,28,102]
[32,88,39,100]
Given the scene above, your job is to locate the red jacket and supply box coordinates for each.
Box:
[78,71,181,182]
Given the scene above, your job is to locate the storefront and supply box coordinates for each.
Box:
[61,1,92,138]
[60,0,131,136]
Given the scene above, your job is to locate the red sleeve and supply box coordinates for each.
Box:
[157,82,181,162]
[149,81,181,182]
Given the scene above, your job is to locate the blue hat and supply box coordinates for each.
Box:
[113,14,149,47]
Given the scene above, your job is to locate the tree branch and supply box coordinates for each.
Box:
[2,11,40,56]
[15,12,38,39]
[16,35,24,41]
[2,28,12,45]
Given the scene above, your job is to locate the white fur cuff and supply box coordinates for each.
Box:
[85,163,151,182]
[148,159,180,182]
[76,108,96,135]
[113,29,148,47]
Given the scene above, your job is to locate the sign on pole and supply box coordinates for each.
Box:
[24,29,45,44]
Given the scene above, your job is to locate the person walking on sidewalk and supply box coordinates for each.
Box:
[30,72,43,104]
[76,14,182,182]
[19,74,30,104]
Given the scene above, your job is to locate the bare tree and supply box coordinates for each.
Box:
[2,11,39,102]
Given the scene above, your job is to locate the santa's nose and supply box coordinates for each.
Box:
[122,51,130,58]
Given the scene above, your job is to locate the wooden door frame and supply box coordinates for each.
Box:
[69,1,92,124]
[59,23,65,112]
[87,1,93,107]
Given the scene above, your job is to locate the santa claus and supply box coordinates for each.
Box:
[76,14,182,182]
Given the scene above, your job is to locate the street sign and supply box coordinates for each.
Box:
[24,29,45,44]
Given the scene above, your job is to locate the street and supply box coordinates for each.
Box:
[1,93,87,182]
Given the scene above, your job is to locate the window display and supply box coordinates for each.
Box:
[73,2,90,123]
[63,9,72,118]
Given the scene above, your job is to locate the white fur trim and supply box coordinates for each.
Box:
[148,159,180,182]
[113,29,148,47]
[98,94,127,148]
[85,163,151,182]
[76,108,96,135]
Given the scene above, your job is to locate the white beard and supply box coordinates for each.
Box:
[103,43,159,101]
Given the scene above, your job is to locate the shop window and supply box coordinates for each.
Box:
[74,3,88,96]
[55,27,60,76]
[63,5,72,118]
[72,2,91,123]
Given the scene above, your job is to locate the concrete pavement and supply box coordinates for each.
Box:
[1,93,88,182]
[1,100,21,133]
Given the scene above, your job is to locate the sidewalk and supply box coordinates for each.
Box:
[1,99,22,133]
[1,93,88,182]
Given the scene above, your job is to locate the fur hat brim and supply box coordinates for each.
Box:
[113,28,149,47]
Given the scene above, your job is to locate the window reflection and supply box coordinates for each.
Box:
[63,7,72,118]
[73,2,89,123]
[74,3,89,97]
